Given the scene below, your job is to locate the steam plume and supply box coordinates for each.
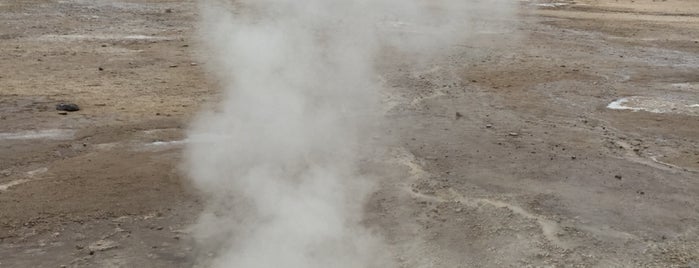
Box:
[186,0,514,267]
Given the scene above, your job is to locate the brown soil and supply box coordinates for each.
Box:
[1,0,698,267]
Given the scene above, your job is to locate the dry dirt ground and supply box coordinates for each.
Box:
[1,0,698,267]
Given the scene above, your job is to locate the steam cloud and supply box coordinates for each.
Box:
[186,0,514,267]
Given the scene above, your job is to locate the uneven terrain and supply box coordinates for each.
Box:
[1,0,698,267]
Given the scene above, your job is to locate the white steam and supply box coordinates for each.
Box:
[186,0,514,267]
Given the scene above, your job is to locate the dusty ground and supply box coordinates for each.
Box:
[1,0,698,267]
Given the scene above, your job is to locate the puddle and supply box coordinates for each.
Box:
[607,96,699,116]
[0,129,76,140]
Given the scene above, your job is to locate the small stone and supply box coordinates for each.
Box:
[485,124,493,128]
[169,64,178,68]
[56,103,80,112]
[508,132,519,137]
[615,175,622,180]
[455,112,463,119]
[165,8,173,13]
[98,67,104,71]
[58,112,68,115]
[571,156,577,160]
[190,62,198,66]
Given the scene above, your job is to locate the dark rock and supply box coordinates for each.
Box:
[56,103,80,112]
[615,175,622,180]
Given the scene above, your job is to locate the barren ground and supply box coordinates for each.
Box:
[1,0,698,267]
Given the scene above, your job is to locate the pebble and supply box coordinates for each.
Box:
[56,103,80,112]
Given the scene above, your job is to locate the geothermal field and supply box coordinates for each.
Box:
[1,0,699,267]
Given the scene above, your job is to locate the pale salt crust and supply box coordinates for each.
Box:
[0,167,49,191]
[37,34,171,42]
[607,96,699,116]
[0,129,76,140]
[535,3,569,8]
[607,97,639,111]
